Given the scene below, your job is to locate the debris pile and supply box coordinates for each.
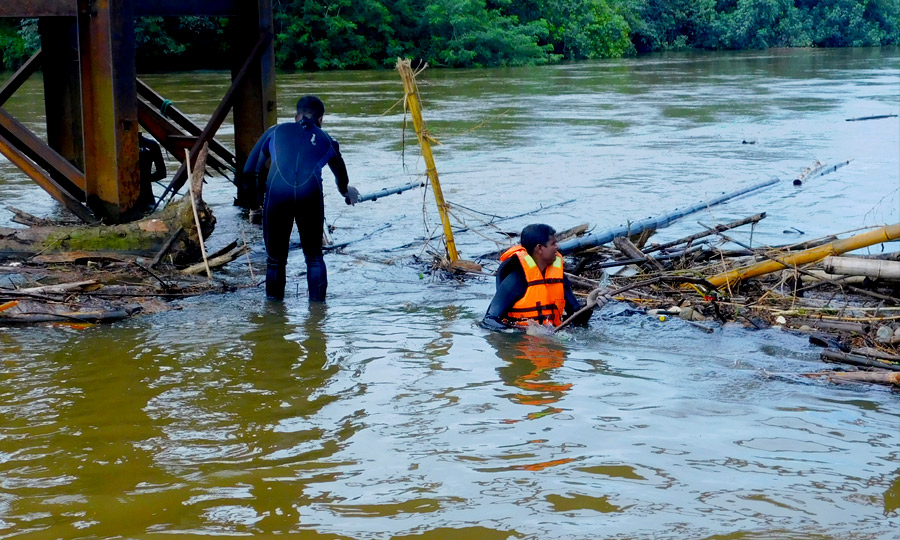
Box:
[560,214,900,387]
[0,145,254,326]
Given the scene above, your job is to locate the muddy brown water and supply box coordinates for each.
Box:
[0,48,898,538]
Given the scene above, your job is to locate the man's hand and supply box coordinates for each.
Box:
[481,315,515,332]
[587,288,612,310]
[344,186,359,205]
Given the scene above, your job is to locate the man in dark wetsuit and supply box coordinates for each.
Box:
[481,224,609,331]
[243,96,359,301]
[138,133,166,209]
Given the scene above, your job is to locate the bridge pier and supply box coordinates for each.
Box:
[0,0,276,223]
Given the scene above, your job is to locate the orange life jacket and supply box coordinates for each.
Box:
[499,245,566,326]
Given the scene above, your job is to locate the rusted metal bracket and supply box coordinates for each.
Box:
[136,98,233,178]
[0,130,94,223]
[0,50,42,107]
[155,32,273,208]
[0,0,240,17]
[0,107,86,196]
[136,79,237,171]
[0,0,274,223]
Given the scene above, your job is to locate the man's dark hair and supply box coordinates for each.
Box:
[296,96,325,120]
[520,224,556,255]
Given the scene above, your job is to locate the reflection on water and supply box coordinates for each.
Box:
[489,332,572,421]
[175,301,347,534]
[0,47,899,538]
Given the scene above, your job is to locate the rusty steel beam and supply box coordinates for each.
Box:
[0,107,86,195]
[232,0,276,207]
[0,0,239,17]
[0,1,74,17]
[135,0,239,17]
[0,131,94,223]
[136,98,232,177]
[40,18,86,172]
[156,32,272,206]
[136,78,237,169]
[137,98,185,155]
[77,0,140,222]
[0,50,42,107]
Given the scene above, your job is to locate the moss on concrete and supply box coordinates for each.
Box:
[3,197,215,261]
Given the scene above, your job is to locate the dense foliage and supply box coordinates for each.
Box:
[0,0,897,71]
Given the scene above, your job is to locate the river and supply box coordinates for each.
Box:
[0,47,898,539]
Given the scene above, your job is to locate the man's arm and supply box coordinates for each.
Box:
[562,275,593,326]
[327,139,358,205]
[482,260,527,330]
[242,127,274,208]
[146,138,167,181]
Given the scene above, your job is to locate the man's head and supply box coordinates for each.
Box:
[520,223,558,269]
[296,96,325,126]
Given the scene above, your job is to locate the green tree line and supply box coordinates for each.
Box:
[1,0,898,71]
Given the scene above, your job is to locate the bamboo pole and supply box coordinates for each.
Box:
[357,180,424,203]
[396,58,458,262]
[823,256,900,279]
[644,213,766,254]
[707,222,900,288]
[558,178,778,254]
[185,148,212,279]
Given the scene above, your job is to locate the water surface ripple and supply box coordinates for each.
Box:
[0,48,898,539]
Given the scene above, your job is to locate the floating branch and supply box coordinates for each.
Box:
[845,114,898,122]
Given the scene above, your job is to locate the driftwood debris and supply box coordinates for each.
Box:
[0,143,252,326]
[845,114,898,122]
[0,144,215,262]
[707,222,900,288]
[6,206,52,227]
[0,189,214,264]
[511,161,900,389]
[181,242,250,275]
[613,236,665,272]
[555,217,900,387]
[802,371,900,386]
[644,213,766,254]
[558,178,778,254]
[559,215,900,386]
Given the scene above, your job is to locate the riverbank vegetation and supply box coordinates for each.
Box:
[1,0,898,71]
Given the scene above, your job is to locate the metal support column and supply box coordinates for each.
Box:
[39,17,85,175]
[232,0,276,207]
[76,0,140,223]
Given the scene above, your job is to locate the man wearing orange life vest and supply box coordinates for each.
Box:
[482,224,609,331]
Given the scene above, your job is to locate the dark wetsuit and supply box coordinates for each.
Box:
[243,117,350,300]
[483,255,591,330]
[138,133,166,209]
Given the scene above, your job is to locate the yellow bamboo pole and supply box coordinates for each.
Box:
[396,58,459,262]
[708,222,900,288]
